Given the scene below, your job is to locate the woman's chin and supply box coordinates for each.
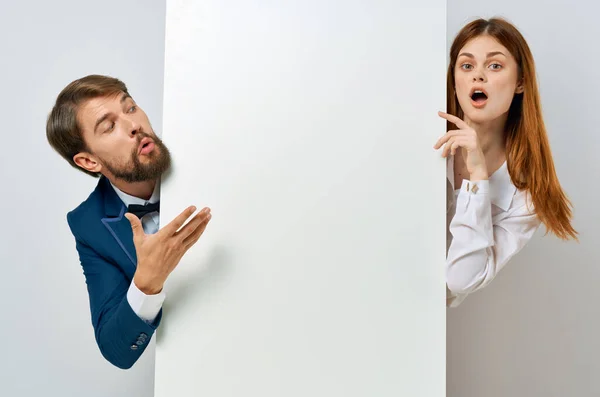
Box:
[462,107,504,126]
[463,112,489,125]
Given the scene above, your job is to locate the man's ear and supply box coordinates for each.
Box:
[73,152,102,174]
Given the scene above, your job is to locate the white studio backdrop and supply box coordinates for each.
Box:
[0,1,165,396]
[156,1,447,396]
[447,3,600,397]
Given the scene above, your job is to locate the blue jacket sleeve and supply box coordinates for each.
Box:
[72,236,162,369]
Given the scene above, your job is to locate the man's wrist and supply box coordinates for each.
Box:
[133,274,163,295]
[127,280,166,323]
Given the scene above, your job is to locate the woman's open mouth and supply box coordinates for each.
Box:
[470,89,488,108]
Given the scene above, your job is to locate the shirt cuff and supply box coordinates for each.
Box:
[457,179,490,195]
[455,179,490,213]
[127,280,166,323]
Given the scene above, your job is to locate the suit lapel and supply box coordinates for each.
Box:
[99,176,138,274]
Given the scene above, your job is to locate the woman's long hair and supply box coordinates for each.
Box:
[447,17,577,241]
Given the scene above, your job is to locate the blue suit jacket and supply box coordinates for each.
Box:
[67,176,162,369]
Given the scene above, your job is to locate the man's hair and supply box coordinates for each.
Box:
[46,74,129,177]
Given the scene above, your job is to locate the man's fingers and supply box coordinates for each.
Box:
[176,209,212,241]
[163,206,199,235]
[124,213,144,239]
[183,218,210,250]
[183,235,202,251]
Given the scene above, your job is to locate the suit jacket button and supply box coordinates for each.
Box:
[136,340,144,346]
[131,344,138,350]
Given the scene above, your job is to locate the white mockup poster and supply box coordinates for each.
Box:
[157,1,447,396]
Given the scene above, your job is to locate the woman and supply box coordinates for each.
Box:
[434,17,578,307]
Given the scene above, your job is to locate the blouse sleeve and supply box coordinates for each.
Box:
[446,179,541,295]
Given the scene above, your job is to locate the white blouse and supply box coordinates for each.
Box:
[445,156,542,307]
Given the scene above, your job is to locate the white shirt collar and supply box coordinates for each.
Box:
[447,156,516,212]
[110,180,161,207]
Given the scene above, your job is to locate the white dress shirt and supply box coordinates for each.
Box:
[110,181,165,323]
[445,156,541,307]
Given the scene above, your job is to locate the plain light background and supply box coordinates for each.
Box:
[3,1,598,396]
[155,0,447,396]
[0,1,165,396]
[447,3,600,397]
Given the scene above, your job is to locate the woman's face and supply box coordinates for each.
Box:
[454,35,523,125]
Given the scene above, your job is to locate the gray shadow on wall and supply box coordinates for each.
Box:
[155,243,234,344]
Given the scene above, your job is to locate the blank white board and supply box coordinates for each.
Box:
[157,1,447,396]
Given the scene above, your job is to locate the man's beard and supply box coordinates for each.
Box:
[102,132,172,183]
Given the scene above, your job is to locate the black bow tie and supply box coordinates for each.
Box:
[127,201,160,218]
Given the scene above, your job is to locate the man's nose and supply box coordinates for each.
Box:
[126,117,141,136]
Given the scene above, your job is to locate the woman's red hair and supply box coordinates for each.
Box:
[446,17,577,241]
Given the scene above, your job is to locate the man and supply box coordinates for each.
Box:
[46,74,211,369]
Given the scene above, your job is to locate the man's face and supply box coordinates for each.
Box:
[74,92,171,183]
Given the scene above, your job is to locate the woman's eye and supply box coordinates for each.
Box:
[460,64,473,70]
[490,63,502,70]
[128,106,137,113]
[106,122,115,132]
